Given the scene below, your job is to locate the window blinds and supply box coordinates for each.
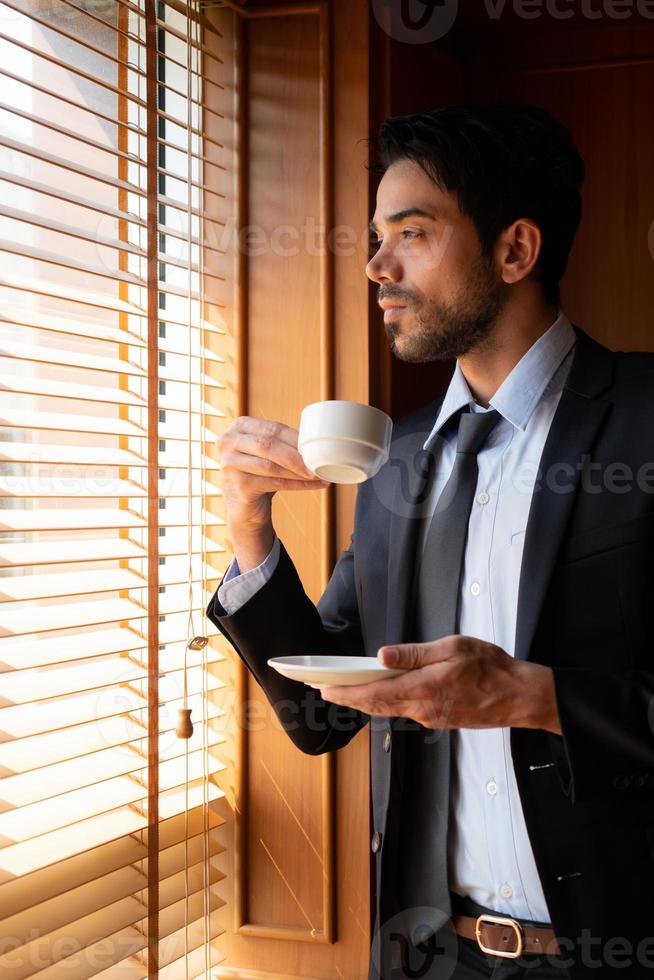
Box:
[0,0,232,975]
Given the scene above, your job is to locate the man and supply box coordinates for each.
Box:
[207,105,654,979]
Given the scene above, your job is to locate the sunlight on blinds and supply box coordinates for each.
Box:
[0,0,236,976]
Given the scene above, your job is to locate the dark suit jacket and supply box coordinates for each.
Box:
[207,324,654,979]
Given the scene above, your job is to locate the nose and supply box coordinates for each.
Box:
[365,240,401,285]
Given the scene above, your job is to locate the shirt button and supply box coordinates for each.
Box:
[477,492,490,505]
[470,582,481,597]
[371,831,382,853]
[383,731,392,753]
[499,883,513,899]
[486,780,498,796]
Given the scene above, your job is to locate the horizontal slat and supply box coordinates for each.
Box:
[157,220,227,258]
[0,372,146,407]
[159,587,217,617]
[0,637,223,697]
[0,442,220,470]
[0,754,225,848]
[2,656,225,710]
[0,166,146,227]
[108,0,225,41]
[0,805,146,883]
[158,476,223,498]
[0,131,145,196]
[0,735,224,812]
[30,887,225,980]
[0,682,224,747]
[0,537,225,568]
[0,627,148,673]
[0,865,148,970]
[159,555,225,585]
[0,538,148,568]
[0,569,147,603]
[0,508,148,532]
[0,597,148,637]
[0,776,223,881]
[159,397,224,418]
[0,238,145,287]
[0,407,146,438]
[0,801,223,921]
[0,444,147,467]
[1,0,147,76]
[0,27,147,111]
[0,840,225,978]
[160,535,227,559]
[56,0,202,83]
[0,201,147,257]
[158,344,224,365]
[0,340,146,377]
[0,304,145,347]
[0,270,145,316]
[0,627,223,675]
[0,894,149,980]
[158,366,225,390]
[157,348,226,370]
[0,706,223,777]
[158,890,225,965]
[0,653,144,705]
[0,476,147,498]
[157,937,225,980]
[0,98,140,169]
[158,612,221,645]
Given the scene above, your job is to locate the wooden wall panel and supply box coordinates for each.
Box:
[484,24,654,353]
[213,2,372,978]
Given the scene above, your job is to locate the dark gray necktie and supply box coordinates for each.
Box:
[396,404,502,952]
[414,405,502,643]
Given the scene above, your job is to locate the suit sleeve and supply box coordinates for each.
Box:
[206,533,369,756]
[546,666,654,805]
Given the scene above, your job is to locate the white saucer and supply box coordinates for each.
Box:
[267,654,407,688]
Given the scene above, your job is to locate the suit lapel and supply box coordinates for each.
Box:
[514,325,615,662]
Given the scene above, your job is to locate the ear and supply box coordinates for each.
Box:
[495,218,542,287]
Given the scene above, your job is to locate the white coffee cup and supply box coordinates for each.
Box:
[298,400,393,484]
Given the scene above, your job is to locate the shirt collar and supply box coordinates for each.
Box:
[422,309,576,451]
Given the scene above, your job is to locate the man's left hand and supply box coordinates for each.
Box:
[318,635,561,734]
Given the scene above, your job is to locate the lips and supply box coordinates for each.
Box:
[383,306,407,321]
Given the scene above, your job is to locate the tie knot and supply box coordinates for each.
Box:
[455,406,501,455]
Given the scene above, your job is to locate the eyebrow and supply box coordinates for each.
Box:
[368,207,437,235]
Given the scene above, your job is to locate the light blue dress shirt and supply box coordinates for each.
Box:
[216,309,577,924]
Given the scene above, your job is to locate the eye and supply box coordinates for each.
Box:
[373,229,422,245]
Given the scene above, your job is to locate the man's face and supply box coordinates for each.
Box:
[366,158,508,362]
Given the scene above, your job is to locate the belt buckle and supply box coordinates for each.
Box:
[475,913,524,959]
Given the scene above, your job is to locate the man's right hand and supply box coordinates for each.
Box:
[216,416,330,571]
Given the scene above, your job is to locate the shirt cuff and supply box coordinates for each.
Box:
[217,532,280,615]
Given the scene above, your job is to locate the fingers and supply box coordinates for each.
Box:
[217,418,321,483]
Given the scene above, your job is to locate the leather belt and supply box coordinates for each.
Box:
[451,912,561,959]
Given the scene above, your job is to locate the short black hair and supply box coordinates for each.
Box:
[372,104,585,306]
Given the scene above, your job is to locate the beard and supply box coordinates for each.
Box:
[384,252,508,362]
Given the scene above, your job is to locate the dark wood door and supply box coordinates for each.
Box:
[371,6,654,417]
